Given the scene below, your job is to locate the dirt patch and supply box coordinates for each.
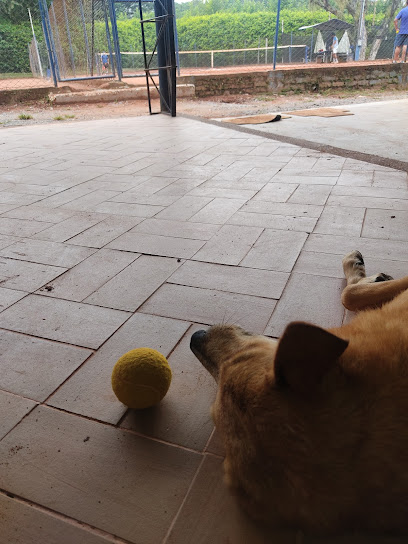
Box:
[0,86,406,128]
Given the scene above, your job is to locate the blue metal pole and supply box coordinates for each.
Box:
[273,0,281,70]
[62,0,76,77]
[108,0,123,80]
[103,0,115,76]
[39,0,59,86]
[172,0,180,76]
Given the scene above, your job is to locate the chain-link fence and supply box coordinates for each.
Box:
[0,1,402,93]
[45,0,115,81]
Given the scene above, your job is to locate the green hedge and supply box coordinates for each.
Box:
[0,21,40,73]
[2,9,386,74]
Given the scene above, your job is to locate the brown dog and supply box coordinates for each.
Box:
[190,250,408,534]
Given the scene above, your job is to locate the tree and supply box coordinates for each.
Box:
[368,0,400,60]
[0,0,40,24]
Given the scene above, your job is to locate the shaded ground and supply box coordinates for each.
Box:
[1,86,407,128]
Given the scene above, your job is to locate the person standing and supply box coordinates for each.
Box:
[394,0,408,63]
[101,52,109,73]
[331,32,339,63]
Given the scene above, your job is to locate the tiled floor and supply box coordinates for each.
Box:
[0,115,407,544]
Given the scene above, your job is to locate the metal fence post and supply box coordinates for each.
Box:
[265,37,268,63]
[273,0,281,70]
[103,0,115,77]
[38,0,59,86]
[62,0,76,77]
[108,0,122,80]
[154,0,177,117]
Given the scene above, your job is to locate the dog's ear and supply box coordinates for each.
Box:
[274,322,348,393]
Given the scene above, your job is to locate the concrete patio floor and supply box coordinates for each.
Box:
[216,98,408,168]
[0,115,408,544]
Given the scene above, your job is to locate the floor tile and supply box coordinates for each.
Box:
[133,218,220,240]
[193,224,263,266]
[327,194,408,211]
[189,198,247,224]
[288,184,332,205]
[331,185,408,200]
[108,191,179,206]
[0,258,66,292]
[264,273,345,337]
[84,255,181,311]
[0,493,117,544]
[372,170,408,188]
[0,217,49,237]
[336,170,374,186]
[241,201,323,218]
[0,239,96,268]
[252,183,298,202]
[121,325,216,450]
[271,175,337,186]
[140,283,277,334]
[37,185,98,208]
[37,249,138,302]
[0,288,27,311]
[200,178,267,191]
[294,251,408,280]
[155,178,205,197]
[106,231,205,259]
[59,190,121,211]
[66,215,142,248]
[0,191,43,206]
[0,329,91,401]
[362,209,408,242]
[205,428,225,456]
[91,200,164,218]
[228,211,316,232]
[0,295,130,349]
[169,260,288,299]
[240,229,308,272]
[31,213,106,243]
[1,205,77,223]
[0,390,37,440]
[155,196,212,221]
[0,406,201,544]
[187,186,257,200]
[167,455,295,544]
[48,313,190,423]
[304,234,408,261]
[313,206,365,236]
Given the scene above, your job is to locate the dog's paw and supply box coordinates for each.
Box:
[343,250,366,282]
[373,272,394,282]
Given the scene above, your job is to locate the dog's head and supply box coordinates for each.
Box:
[190,322,349,394]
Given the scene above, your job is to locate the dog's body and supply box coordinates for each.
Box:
[190,251,408,534]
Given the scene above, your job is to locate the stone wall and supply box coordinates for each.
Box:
[178,63,408,98]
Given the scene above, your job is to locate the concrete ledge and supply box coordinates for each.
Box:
[50,83,195,104]
[0,86,72,106]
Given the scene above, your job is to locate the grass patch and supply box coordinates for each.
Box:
[18,113,33,120]
[54,114,75,121]
[0,73,33,80]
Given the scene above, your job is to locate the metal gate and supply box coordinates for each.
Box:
[113,0,176,115]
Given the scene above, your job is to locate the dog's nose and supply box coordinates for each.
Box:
[190,329,207,350]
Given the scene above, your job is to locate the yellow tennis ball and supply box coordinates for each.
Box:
[111,348,172,410]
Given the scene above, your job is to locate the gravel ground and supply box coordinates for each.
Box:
[0,87,407,128]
